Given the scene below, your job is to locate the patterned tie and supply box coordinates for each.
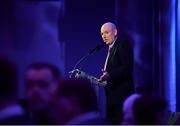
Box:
[108,47,112,54]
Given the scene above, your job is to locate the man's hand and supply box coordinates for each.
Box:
[98,69,110,82]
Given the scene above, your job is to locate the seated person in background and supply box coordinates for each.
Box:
[0,56,31,125]
[50,78,109,125]
[18,99,30,116]
[122,93,168,125]
[25,63,61,124]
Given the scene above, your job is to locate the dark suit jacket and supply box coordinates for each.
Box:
[105,35,134,105]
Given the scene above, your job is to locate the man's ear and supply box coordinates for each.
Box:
[114,29,117,36]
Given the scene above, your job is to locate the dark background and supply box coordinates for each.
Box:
[0,0,179,112]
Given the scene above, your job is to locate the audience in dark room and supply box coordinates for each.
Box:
[0,56,32,125]
[122,93,168,125]
[0,56,177,125]
[50,78,109,125]
[25,63,61,124]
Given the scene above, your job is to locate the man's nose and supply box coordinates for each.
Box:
[31,85,40,92]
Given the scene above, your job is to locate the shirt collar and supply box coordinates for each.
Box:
[109,37,117,48]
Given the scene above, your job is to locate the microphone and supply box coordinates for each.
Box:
[88,43,105,55]
[73,43,105,69]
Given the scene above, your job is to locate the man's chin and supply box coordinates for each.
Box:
[106,43,111,45]
[105,42,110,45]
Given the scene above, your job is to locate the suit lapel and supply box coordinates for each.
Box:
[107,46,115,64]
[106,41,118,70]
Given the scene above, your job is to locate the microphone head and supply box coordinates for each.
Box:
[96,43,105,50]
[89,43,105,54]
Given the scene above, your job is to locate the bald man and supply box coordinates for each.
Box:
[99,22,134,124]
[122,93,168,125]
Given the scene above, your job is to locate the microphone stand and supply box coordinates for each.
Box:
[73,52,92,70]
[69,43,105,78]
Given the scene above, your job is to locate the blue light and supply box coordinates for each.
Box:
[169,0,177,112]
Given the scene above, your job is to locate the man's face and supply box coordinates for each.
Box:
[26,68,57,111]
[101,24,117,45]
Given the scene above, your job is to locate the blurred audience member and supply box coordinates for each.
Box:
[25,63,61,124]
[51,78,109,125]
[0,56,31,124]
[18,99,30,116]
[174,112,180,125]
[122,93,168,125]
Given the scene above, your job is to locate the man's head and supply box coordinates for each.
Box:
[100,22,117,45]
[0,56,18,101]
[122,93,168,125]
[122,93,141,125]
[25,63,61,112]
[51,78,98,124]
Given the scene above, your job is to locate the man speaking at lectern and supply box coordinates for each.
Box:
[98,22,134,124]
